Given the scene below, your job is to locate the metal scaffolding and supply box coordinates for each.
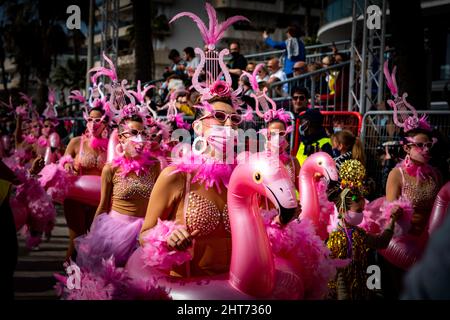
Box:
[100,0,120,67]
[348,0,387,114]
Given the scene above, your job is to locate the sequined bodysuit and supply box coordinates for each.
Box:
[399,167,439,235]
[110,168,156,217]
[327,226,372,300]
[173,173,232,277]
[74,136,107,175]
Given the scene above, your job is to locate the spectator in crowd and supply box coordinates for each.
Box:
[165,49,187,78]
[183,46,200,79]
[293,61,307,77]
[267,58,288,97]
[305,62,332,106]
[295,108,333,166]
[175,91,195,116]
[263,25,306,77]
[291,86,309,117]
[245,62,256,73]
[331,129,366,172]
[239,75,256,109]
[227,41,248,89]
[256,65,270,90]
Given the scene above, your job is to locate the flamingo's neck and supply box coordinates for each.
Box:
[227,186,275,297]
[299,171,320,227]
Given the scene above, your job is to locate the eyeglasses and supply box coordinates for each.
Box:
[292,95,306,102]
[121,129,148,138]
[407,142,433,149]
[269,130,287,138]
[87,118,105,124]
[200,110,242,125]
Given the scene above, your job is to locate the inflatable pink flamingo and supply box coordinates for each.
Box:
[125,152,303,299]
[299,152,338,240]
[378,181,450,270]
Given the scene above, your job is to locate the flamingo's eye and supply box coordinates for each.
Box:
[318,161,323,165]
[253,172,263,184]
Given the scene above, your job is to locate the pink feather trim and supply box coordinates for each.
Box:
[38,163,73,203]
[140,219,192,272]
[54,257,171,300]
[170,151,236,193]
[261,209,350,299]
[382,197,414,237]
[37,136,48,148]
[111,153,157,178]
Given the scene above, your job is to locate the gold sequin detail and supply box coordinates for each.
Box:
[186,192,230,236]
[327,226,372,300]
[112,170,156,200]
[402,171,438,215]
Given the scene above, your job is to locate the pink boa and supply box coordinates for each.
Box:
[361,196,414,237]
[89,136,109,151]
[23,134,37,144]
[111,153,157,178]
[37,136,48,148]
[10,168,56,249]
[399,159,437,182]
[54,257,171,300]
[170,151,235,193]
[38,162,74,203]
[261,209,349,299]
[140,219,192,272]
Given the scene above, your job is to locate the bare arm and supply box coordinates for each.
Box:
[386,167,402,202]
[95,164,114,216]
[64,136,80,158]
[140,166,184,233]
[293,157,301,192]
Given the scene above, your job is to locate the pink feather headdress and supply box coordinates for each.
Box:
[242,63,293,132]
[42,88,59,126]
[384,60,432,133]
[158,89,191,130]
[169,3,249,110]
[18,92,39,121]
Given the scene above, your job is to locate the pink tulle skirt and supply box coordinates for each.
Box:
[75,210,143,273]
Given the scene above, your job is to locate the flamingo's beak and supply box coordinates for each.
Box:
[265,178,297,224]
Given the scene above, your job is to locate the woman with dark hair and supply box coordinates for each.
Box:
[62,94,111,260]
[74,111,160,273]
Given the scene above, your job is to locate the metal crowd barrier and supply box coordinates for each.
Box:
[269,61,350,111]
[291,110,362,156]
[244,40,351,65]
[361,110,450,197]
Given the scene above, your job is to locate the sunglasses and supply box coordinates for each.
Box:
[201,110,242,125]
[407,142,434,149]
[87,118,105,124]
[43,124,53,128]
[293,67,305,72]
[32,125,40,128]
[293,95,306,101]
